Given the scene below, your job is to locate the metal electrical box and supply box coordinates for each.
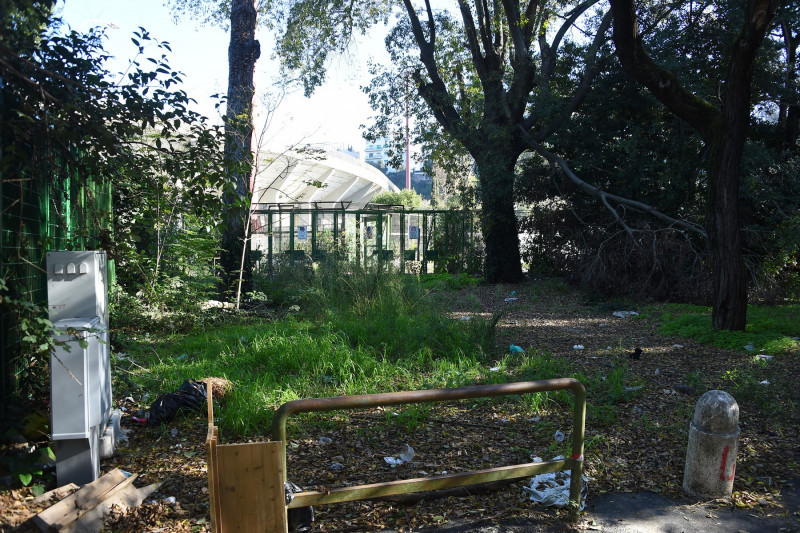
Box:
[50,317,104,439]
[47,251,108,324]
[47,251,112,486]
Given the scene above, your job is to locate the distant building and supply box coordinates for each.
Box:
[364,137,394,170]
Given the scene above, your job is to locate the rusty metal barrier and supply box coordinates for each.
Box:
[271,378,586,519]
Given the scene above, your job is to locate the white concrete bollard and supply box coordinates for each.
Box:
[683,390,740,498]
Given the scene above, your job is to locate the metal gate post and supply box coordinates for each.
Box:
[271,379,586,520]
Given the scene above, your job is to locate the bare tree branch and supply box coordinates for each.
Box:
[533,10,613,140]
[517,126,707,237]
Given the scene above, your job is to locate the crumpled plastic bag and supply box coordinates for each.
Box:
[523,456,588,510]
[285,481,315,531]
[148,379,207,426]
[384,443,415,465]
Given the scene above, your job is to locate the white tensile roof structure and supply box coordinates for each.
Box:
[252,147,399,209]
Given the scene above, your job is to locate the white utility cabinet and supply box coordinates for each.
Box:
[47,251,113,486]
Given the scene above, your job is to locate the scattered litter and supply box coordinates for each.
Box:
[124,396,135,403]
[760,380,770,386]
[489,366,502,372]
[598,323,610,328]
[573,345,584,350]
[440,470,448,475]
[504,297,518,302]
[384,444,415,466]
[163,496,176,504]
[554,430,565,442]
[176,353,189,361]
[755,354,773,361]
[528,416,542,422]
[605,346,612,350]
[510,344,525,354]
[460,316,472,321]
[330,462,345,471]
[170,428,178,437]
[116,352,128,361]
[612,310,639,318]
[117,428,130,444]
[624,386,643,392]
[318,436,333,444]
[510,291,517,297]
[523,456,588,509]
[663,389,676,395]
[654,368,660,376]
[131,416,147,424]
[744,342,756,351]
[672,344,684,349]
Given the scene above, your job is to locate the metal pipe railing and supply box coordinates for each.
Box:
[270,378,587,515]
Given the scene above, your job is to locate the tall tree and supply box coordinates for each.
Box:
[609,0,780,330]
[276,0,611,282]
[167,0,261,300]
[220,0,260,299]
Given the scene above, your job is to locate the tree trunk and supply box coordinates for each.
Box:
[475,153,523,284]
[609,0,777,330]
[220,0,260,300]
[707,138,748,330]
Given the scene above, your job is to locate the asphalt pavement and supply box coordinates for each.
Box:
[409,480,800,532]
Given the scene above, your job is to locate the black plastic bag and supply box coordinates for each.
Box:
[148,379,207,426]
[285,481,315,531]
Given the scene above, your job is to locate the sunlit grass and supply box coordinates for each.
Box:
[658,303,800,354]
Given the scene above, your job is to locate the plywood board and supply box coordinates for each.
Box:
[216,441,287,533]
[206,428,222,531]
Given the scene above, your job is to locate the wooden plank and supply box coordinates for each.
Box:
[288,459,574,508]
[217,441,287,533]
[32,483,79,505]
[206,429,222,532]
[64,482,160,533]
[31,468,132,531]
[205,383,223,532]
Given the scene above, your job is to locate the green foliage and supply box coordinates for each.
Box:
[0,442,54,488]
[371,189,424,208]
[659,304,800,354]
[1,7,240,397]
[417,273,481,291]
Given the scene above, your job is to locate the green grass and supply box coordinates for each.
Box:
[658,303,800,354]
[120,271,508,439]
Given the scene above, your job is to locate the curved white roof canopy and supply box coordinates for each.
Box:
[252,147,399,210]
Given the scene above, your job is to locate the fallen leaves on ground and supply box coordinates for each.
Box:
[2,281,797,532]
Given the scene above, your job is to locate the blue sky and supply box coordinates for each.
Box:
[57,0,391,153]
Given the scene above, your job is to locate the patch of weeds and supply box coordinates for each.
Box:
[686,370,706,393]
[387,404,431,432]
[659,304,800,354]
[587,404,617,426]
[719,366,780,412]
[418,273,482,291]
[542,279,573,293]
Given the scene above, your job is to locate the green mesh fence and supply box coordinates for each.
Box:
[1,156,112,406]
